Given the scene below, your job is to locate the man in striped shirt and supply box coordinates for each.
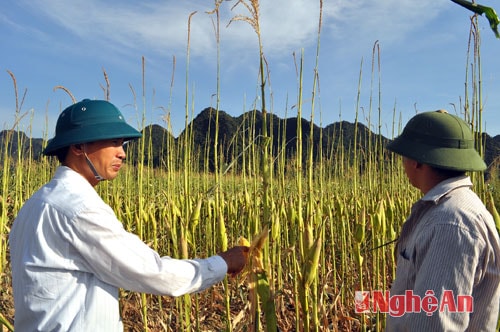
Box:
[385,110,500,331]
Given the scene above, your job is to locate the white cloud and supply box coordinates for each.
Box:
[224,0,322,55]
[18,1,208,56]
[16,0,453,63]
[326,0,450,46]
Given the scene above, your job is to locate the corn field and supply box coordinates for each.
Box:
[1,1,500,331]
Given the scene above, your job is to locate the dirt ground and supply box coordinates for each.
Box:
[1,268,365,331]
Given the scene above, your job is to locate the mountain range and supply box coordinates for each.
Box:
[2,107,499,172]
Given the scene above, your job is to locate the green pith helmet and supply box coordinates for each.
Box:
[43,99,142,156]
[386,110,486,171]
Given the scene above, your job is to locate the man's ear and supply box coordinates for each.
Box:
[415,161,425,169]
[70,144,84,155]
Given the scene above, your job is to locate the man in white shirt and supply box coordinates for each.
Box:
[9,99,249,331]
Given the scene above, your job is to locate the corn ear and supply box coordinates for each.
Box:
[256,268,277,330]
[354,208,366,243]
[302,234,322,287]
[171,201,182,218]
[237,227,276,330]
[237,227,269,281]
[237,236,251,247]
[189,197,202,229]
[354,223,365,244]
[354,244,363,267]
[218,210,228,251]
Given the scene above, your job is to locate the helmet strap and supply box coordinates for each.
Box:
[82,145,105,181]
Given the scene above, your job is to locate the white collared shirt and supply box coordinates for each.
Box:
[9,166,227,331]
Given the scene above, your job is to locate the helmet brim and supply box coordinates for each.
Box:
[387,136,487,171]
[43,122,141,156]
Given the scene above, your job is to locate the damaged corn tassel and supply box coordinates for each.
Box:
[237,227,277,331]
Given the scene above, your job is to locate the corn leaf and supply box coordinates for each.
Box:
[451,0,500,38]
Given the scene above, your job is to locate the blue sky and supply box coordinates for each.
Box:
[1,0,500,140]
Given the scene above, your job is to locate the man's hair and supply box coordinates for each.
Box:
[53,146,70,163]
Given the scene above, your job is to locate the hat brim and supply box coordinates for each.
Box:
[43,122,142,156]
[387,136,486,171]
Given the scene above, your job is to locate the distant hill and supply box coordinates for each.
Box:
[177,107,392,172]
[1,107,499,172]
[0,130,44,160]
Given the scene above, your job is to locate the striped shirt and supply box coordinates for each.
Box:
[385,175,500,331]
[9,166,227,331]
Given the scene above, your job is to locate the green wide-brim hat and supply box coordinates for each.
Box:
[386,110,486,172]
[43,99,142,156]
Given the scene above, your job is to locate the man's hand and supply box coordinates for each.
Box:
[218,246,249,276]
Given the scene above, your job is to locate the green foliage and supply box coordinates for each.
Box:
[451,0,500,38]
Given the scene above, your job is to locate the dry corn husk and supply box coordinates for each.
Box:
[237,226,277,330]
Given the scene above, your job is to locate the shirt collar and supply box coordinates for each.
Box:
[54,165,95,189]
[421,175,472,204]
